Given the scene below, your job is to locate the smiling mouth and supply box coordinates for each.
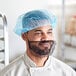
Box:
[39,43,50,47]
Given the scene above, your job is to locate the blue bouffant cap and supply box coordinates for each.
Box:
[14,10,57,36]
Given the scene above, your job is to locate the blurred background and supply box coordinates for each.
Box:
[0,0,76,71]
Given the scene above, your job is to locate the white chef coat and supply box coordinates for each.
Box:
[0,53,76,76]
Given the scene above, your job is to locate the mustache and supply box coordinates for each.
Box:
[28,40,55,45]
[39,40,54,45]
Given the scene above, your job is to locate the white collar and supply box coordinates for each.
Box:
[23,53,52,70]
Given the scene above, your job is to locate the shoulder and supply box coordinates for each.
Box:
[0,55,26,75]
[50,56,76,75]
[50,56,73,70]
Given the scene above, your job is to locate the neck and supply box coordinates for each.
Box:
[26,50,48,67]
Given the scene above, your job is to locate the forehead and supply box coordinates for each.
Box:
[30,25,52,32]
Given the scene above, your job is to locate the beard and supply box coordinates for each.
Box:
[28,40,56,56]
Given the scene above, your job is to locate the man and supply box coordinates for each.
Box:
[0,10,76,76]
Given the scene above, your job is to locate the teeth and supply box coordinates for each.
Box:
[41,43,49,46]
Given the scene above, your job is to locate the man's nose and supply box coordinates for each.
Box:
[41,33,49,41]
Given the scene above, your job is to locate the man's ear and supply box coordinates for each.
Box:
[21,33,27,41]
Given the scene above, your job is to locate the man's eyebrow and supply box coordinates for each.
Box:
[48,28,52,31]
[34,30,42,32]
[34,28,53,32]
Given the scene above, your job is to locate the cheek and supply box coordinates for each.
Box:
[48,34,54,40]
[32,38,41,42]
[27,33,40,41]
[30,42,39,47]
[28,35,41,41]
[49,36,54,40]
[51,35,54,40]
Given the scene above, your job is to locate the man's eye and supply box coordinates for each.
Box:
[35,32,41,35]
[47,32,52,34]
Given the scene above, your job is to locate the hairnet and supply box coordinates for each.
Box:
[14,10,57,36]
